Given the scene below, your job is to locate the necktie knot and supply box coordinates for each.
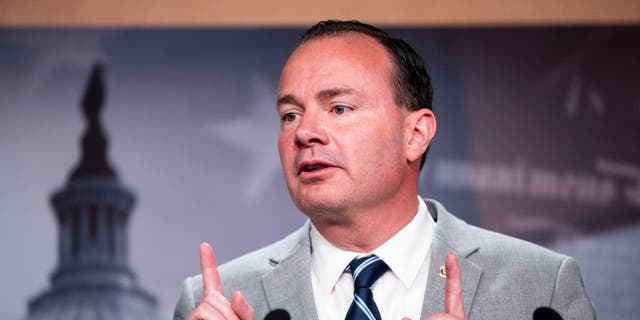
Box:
[347,255,388,289]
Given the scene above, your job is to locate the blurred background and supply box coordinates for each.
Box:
[1,1,639,319]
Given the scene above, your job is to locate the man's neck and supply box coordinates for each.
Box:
[310,194,419,253]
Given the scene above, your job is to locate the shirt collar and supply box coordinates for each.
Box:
[310,197,436,293]
[372,197,435,288]
[310,223,358,294]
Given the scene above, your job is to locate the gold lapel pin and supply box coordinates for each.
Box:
[439,266,447,278]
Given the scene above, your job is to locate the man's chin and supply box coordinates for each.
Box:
[294,195,347,217]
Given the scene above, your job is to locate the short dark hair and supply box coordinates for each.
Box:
[301,20,433,169]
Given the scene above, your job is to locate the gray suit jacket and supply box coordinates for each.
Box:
[173,199,595,320]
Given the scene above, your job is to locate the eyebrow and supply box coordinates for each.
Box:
[316,87,354,100]
[277,94,301,108]
[277,87,355,108]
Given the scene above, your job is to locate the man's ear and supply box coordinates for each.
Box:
[405,108,436,163]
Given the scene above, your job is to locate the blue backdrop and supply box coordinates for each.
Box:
[0,27,638,319]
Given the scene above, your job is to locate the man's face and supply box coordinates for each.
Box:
[277,33,412,220]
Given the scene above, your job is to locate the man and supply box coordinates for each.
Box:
[174,20,595,320]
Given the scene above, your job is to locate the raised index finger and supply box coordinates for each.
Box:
[444,253,465,319]
[200,243,223,296]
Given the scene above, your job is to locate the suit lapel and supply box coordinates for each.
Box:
[260,224,319,320]
[258,201,482,320]
[421,200,483,319]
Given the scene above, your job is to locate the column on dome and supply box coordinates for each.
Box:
[97,205,107,261]
[107,206,116,259]
[71,206,80,259]
[59,208,71,265]
[114,212,124,263]
[79,205,89,260]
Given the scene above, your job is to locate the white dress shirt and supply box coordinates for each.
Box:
[310,197,436,320]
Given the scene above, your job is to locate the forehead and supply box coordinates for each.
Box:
[279,33,394,95]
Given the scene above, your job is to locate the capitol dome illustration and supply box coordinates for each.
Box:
[26,64,160,320]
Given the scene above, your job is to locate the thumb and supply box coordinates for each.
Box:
[231,291,255,320]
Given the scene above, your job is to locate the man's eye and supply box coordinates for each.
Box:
[282,113,298,122]
[333,105,349,114]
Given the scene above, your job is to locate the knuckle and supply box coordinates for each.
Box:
[188,303,219,320]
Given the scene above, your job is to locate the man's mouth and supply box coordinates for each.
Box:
[297,161,333,175]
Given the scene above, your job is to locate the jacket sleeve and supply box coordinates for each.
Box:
[173,276,198,320]
[550,256,596,320]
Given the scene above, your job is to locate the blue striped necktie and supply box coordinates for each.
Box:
[344,255,389,320]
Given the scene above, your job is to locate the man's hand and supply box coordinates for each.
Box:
[187,243,255,320]
[403,253,465,320]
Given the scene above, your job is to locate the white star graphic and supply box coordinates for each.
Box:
[206,75,281,202]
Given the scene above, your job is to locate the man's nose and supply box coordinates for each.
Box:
[294,111,329,148]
